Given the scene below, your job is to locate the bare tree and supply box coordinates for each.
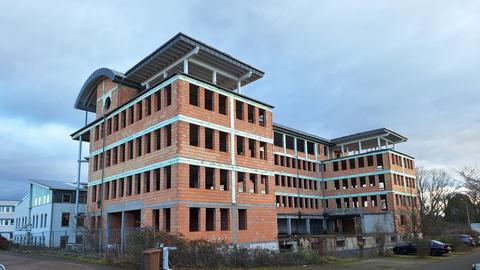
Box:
[458,167,480,222]
[416,167,456,234]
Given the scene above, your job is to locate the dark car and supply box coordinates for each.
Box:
[430,240,452,256]
[393,240,452,256]
[393,242,417,255]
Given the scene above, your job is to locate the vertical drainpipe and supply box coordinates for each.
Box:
[229,95,238,246]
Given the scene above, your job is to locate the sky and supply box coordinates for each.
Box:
[0,0,479,200]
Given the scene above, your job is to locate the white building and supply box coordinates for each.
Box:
[0,200,19,239]
[13,179,87,248]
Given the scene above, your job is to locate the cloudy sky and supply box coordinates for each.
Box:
[0,0,479,200]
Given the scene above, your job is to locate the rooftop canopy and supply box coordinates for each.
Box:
[75,33,264,113]
[331,128,407,145]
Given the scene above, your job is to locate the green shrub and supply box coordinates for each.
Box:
[119,229,338,268]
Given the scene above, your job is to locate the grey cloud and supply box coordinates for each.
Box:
[0,0,479,198]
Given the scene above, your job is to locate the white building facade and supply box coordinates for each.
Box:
[0,200,19,239]
[13,179,87,248]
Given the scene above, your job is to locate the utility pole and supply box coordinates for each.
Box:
[466,203,472,228]
[75,111,88,236]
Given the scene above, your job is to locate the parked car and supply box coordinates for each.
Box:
[472,263,480,270]
[452,234,475,246]
[393,242,417,255]
[393,240,452,256]
[430,240,452,256]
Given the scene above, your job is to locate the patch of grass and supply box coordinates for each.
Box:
[61,254,110,265]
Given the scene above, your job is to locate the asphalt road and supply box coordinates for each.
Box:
[0,252,118,270]
[412,249,480,270]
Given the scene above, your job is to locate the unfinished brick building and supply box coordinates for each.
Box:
[72,33,417,250]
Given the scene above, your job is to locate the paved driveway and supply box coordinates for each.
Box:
[0,252,118,270]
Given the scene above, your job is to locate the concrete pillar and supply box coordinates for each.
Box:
[306,218,311,234]
[105,214,110,245]
[120,211,125,253]
[287,218,292,235]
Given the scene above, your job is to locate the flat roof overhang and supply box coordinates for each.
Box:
[125,33,264,90]
[331,128,408,146]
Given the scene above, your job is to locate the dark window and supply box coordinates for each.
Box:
[358,156,365,167]
[137,101,143,121]
[376,154,384,167]
[360,177,366,187]
[285,136,294,150]
[205,128,214,149]
[220,169,229,191]
[341,160,347,170]
[165,85,172,106]
[259,109,266,126]
[189,165,199,188]
[334,180,340,190]
[247,104,255,123]
[62,194,71,203]
[367,155,374,166]
[220,209,229,231]
[155,169,161,191]
[136,137,142,157]
[127,176,132,196]
[155,129,161,150]
[324,146,328,156]
[155,91,161,111]
[128,107,134,124]
[274,132,283,147]
[189,84,199,106]
[235,100,243,120]
[145,96,151,116]
[307,142,314,155]
[236,136,244,155]
[165,166,171,189]
[189,208,199,232]
[204,89,214,111]
[333,161,339,171]
[218,94,227,115]
[238,209,247,230]
[206,208,215,231]
[135,174,141,194]
[189,124,199,146]
[166,125,172,146]
[61,213,70,227]
[145,133,151,154]
[164,208,171,232]
[219,131,228,152]
[248,139,256,158]
[205,167,215,190]
[144,172,150,192]
[349,159,356,169]
[369,175,376,186]
[297,138,305,152]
